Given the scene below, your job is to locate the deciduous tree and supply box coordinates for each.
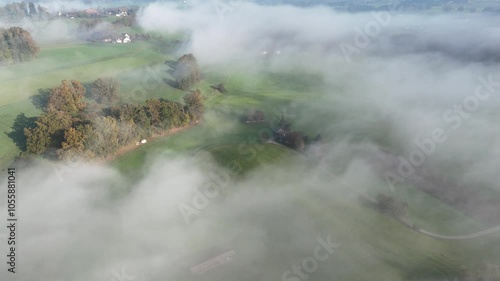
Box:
[0,27,40,65]
[24,110,73,154]
[86,116,120,157]
[183,90,204,120]
[173,54,201,90]
[24,126,50,154]
[47,80,87,114]
[91,77,120,104]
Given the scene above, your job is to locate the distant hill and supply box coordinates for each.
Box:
[0,2,51,23]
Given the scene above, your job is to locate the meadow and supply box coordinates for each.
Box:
[0,36,178,167]
[0,18,497,280]
[110,59,497,280]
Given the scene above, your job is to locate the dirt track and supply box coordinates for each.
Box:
[104,123,198,163]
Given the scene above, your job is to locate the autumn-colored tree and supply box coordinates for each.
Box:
[110,103,152,141]
[24,110,73,154]
[160,100,190,128]
[146,98,190,129]
[86,116,120,157]
[24,84,199,159]
[57,124,95,161]
[61,127,85,151]
[110,103,146,124]
[0,27,40,65]
[47,80,87,114]
[58,127,84,160]
[24,126,50,154]
[173,54,201,90]
[145,99,162,125]
[36,110,73,133]
[183,90,204,120]
[37,110,73,147]
[91,77,120,104]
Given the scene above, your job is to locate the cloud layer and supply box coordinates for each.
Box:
[1,1,500,280]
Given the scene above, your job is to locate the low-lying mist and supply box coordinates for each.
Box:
[139,1,500,218]
[1,1,500,280]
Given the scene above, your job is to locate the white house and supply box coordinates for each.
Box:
[118,8,129,16]
[116,38,122,43]
[123,34,131,43]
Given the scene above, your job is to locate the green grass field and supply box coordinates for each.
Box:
[108,64,498,280]
[0,27,498,280]
[207,144,290,174]
[0,39,177,167]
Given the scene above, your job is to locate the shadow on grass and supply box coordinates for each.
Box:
[30,88,51,110]
[163,78,178,89]
[166,68,176,76]
[165,60,177,69]
[6,113,37,151]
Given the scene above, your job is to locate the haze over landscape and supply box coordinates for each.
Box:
[0,0,500,280]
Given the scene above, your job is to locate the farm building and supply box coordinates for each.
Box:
[274,128,305,151]
[115,34,131,44]
[123,34,131,43]
[84,8,99,16]
[116,7,128,17]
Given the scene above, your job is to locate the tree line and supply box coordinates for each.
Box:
[79,18,161,43]
[0,27,40,65]
[24,77,204,161]
[78,17,137,33]
[77,19,104,33]
[112,14,136,27]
